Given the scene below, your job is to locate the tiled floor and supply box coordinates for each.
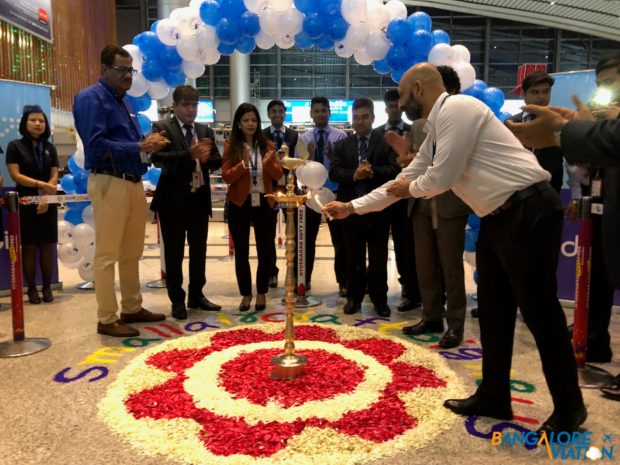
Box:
[0,220,618,465]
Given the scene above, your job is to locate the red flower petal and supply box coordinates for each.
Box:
[342,338,406,364]
[286,325,340,342]
[210,328,281,350]
[386,362,447,394]
[146,347,216,373]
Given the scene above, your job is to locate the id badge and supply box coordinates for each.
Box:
[251,192,260,207]
[192,171,201,189]
[140,151,149,163]
[591,177,603,197]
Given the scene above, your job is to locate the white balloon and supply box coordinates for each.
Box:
[366,0,383,6]
[334,41,354,58]
[123,44,144,71]
[259,7,281,36]
[170,7,191,21]
[243,0,269,13]
[270,0,292,11]
[80,241,96,261]
[196,25,219,49]
[341,0,366,24]
[57,220,73,244]
[127,72,149,97]
[385,0,408,20]
[365,4,390,31]
[58,243,83,268]
[428,43,458,66]
[354,48,373,66]
[82,205,95,227]
[279,8,304,36]
[189,0,205,12]
[255,30,276,49]
[365,31,391,61]
[295,164,305,187]
[276,33,295,49]
[74,148,85,169]
[147,80,170,100]
[301,161,328,189]
[78,260,95,282]
[182,60,205,78]
[176,32,200,61]
[199,47,221,65]
[343,23,369,51]
[156,18,181,45]
[453,60,476,91]
[452,44,471,63]
[72,223,96,248]
[306,187,336,214]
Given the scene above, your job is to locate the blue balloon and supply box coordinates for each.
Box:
[295,32,314,50]
[386,19,412,46]
[294,0,318,14]
[236,36,256,54]
[216,18,240,45]
[473,269,479,285]
[133,31,164,57]
[302,13,323,40]
[473,79,488,90]
[391,69,405,84]
[163,68,186,88]
[406,30,433,57]
[68,200,90,212]
[148,167,162,186]
[141,58,165,81]
[464,228,478,252]
[150,20,160,33]
[160,45,183,70]
[373,59,391,75]
[60,174,76,194]
[64,208,83,225]
[239,11,260,37]
[483,87,505,114]
[386,45,410,71]
[73,169,89,193]
[498,111,512,123]
[320,0,340,16]
[407,12,432,32]
[431,29,450,45]
[327,15,348,42]
[316,35,334,52]
[136,113,152,135]
[127,93,152,113]
[467,214,480,230]
[199,0,222,26]
[67,156,80,174]
[220,0,246,20]
[463,84,485,101]
[217,42,236,56]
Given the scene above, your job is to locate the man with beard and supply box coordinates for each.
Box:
[324,63,586,436]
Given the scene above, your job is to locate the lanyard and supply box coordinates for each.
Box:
[249,144,259,186]
[33,143,45,175]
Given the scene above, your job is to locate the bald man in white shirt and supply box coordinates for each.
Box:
[324,63,586,436]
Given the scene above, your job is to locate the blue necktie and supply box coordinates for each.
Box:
[183,124,194,148]
[355,136,370,198]
[274,130,283,150]
[315,129,325,164]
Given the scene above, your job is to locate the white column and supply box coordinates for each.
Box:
[229,51,251,116]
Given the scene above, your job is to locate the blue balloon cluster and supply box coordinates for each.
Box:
[462,79,508,120]
[295,1,349,51]
[132,30,189,91]
[200,0,260,56]
[60,154,92,224]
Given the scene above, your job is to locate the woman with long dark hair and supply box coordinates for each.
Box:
[222,103,283,312]
[6,105,59,303]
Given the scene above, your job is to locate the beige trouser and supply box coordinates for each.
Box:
[88,174,147,324]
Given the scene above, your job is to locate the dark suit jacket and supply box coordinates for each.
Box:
[150,118,221,216]
[372,122,412,137]
[507,112,564,192]
[563,118,620,288]
[330,131,400,203]
[262,126,298,155]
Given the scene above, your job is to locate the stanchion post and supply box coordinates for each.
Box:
[146,213,166,288]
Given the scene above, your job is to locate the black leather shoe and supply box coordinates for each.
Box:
[471,308,479,318]
[444,395,513,420]
[27,288,41,304]
[268,275,278,288]
[402,320,444,335]
[397,298,421,312]
[42,287,53,303]
[536,405,587,437]
[343,299,361,315]
[600,377,620,401]
[338,285,348,298]
[171,302,188,320]
[375,303,391,317]
[255,294,266,312]
[188,296,221,311]
[439,328,463,349]
[239,296,252,312]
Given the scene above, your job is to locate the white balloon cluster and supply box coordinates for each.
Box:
[295,161,335,215]
[427,43,475,91]
[57,214,96,282]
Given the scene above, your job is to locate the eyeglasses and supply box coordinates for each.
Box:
[111,66,137,76]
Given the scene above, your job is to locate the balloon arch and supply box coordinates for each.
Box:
[122,0,510,124]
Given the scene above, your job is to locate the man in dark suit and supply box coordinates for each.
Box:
[151,85,222,319]
[330,98,400,316]
[506,71,564,193]
[262,99,298,288]
[373,90,421,312]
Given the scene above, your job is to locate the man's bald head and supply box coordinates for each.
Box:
[398,62,447,120]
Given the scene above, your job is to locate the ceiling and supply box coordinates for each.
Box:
[408,0,620,41]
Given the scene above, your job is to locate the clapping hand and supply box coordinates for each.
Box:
[385,130,411,157]
[243,143,252,165]
[140,131,170,152]
[190,138,212,163]
[354,160,372,180]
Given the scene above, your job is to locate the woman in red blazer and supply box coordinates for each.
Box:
[222,103,283,312]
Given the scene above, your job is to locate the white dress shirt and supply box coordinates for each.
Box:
[297,124,348,192]
[352,92,550,217]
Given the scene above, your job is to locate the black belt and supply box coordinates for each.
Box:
[92,169,141,183]
[490,181,552,215]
